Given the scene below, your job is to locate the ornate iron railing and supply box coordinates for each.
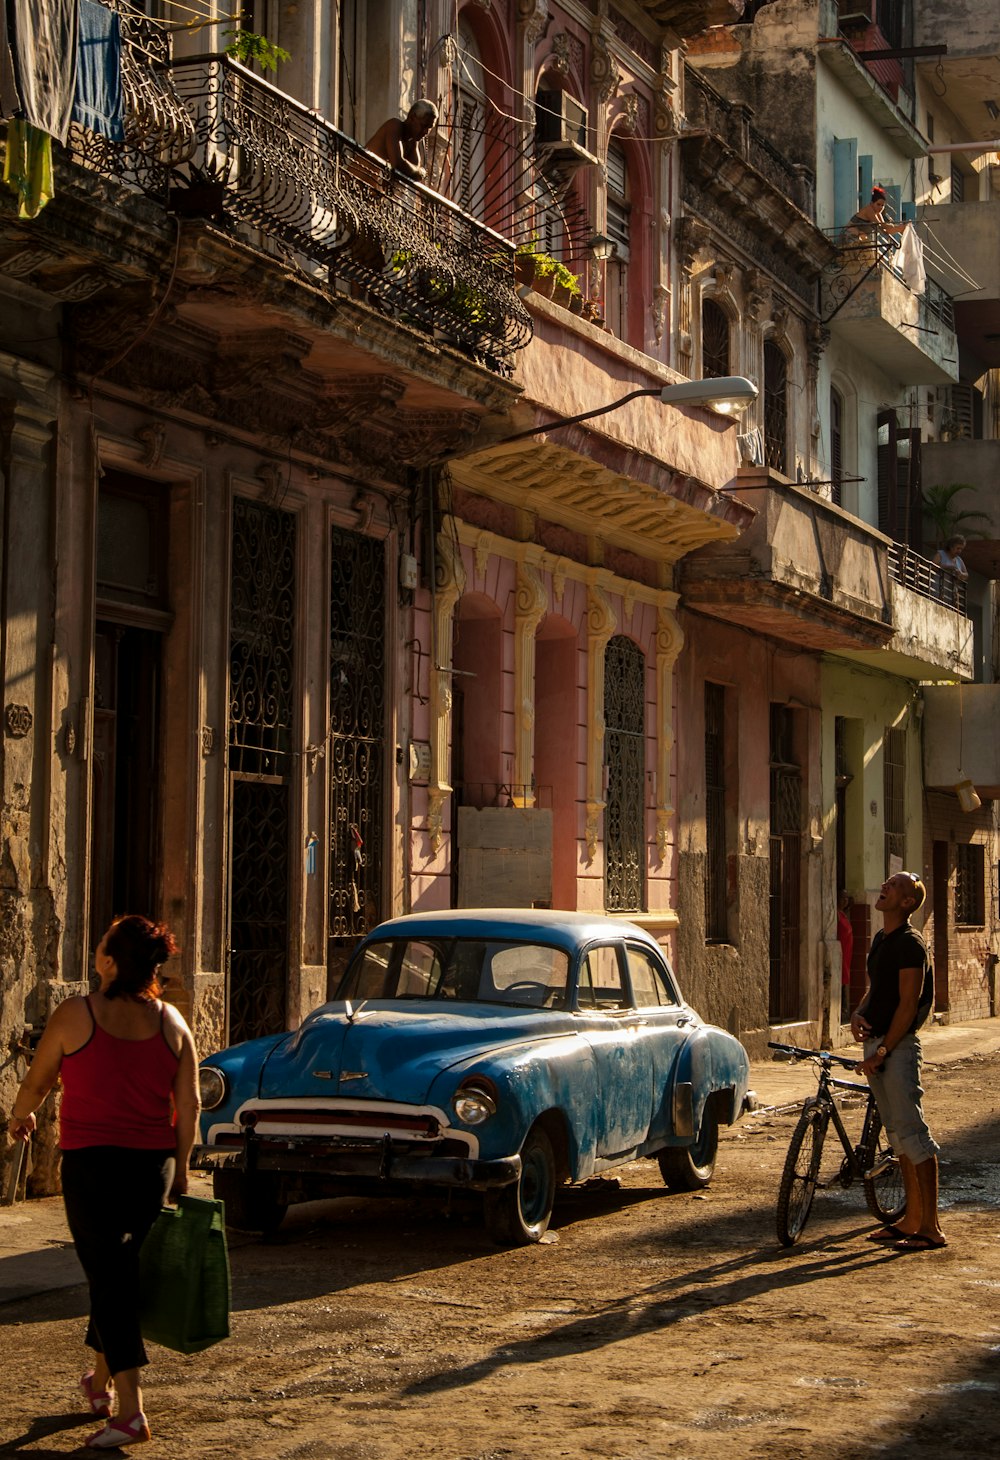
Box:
[888,542,967,615]
[67,49,531,375]
[683,67,816,217]
[821,231,956,334]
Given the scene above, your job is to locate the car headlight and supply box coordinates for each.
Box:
[451,1079,498,1126]
[199,1066,228,1111]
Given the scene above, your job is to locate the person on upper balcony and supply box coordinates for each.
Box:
[844,186,907,243]
[366,99,438,181]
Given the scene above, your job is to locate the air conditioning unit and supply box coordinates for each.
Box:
[535,90,588,151]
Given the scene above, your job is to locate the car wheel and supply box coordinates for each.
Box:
[657,1108,719,1191]
[483,1124,556,1246]
[213,1169,288,1235]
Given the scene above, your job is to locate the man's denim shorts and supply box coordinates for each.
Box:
[865,1032,939,1164]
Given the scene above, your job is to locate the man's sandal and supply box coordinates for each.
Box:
[85,1410,151,1448]
[865,1225,907,1243]
[79,1371,113,1418]
[894,1234,948,1252]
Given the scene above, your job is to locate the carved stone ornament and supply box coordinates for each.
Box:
[652,283,670,345]
[5,704,32,738]
[591,33,622,105]
[550,32,571,74]
[519,0,550,47]
[620,93,641,135]
[137,421,167,468]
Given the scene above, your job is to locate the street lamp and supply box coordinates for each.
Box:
[487,376,758,449]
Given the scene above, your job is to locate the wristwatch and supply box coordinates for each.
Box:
[876,1044,889,1060]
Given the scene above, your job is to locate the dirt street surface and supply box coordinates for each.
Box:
[3,1023,999,1460]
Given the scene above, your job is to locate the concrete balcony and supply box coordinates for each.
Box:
[916,201,1000,374]
[678,471,895,651]
[875,545,974,681]
[923,685,1000,799]
[822,241,959,386]
[632,0,743,36]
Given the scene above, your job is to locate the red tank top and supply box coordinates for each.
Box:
[60,997,180,1151]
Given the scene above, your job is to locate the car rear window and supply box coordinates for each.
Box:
[339,938,571,1009]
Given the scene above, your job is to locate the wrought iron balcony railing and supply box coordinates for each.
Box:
[888,542,967,615]
[822,230,956,334]
[65,50,531,375]
[683,67,816,217]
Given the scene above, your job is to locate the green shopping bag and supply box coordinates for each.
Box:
[139,1194,231,1353]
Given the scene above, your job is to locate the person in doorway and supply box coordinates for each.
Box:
[366,99,438,181]
[837,890,853,1025]
[851,872,945,1252]
[6,915,200,1447]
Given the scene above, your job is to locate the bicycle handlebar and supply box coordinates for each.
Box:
[767,1040,861,1071]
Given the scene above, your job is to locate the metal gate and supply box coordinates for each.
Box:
[328,525,385,971]
[604,635,646,913]
[227,496,295,1041]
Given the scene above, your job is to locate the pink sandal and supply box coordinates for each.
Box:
[79,1370,113,1419]
[85,1410,151,1448]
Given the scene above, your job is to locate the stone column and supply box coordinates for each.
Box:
[427,526,466,854]
[655,603,684,864]
[513,555,548,806]
[584,576,617,865]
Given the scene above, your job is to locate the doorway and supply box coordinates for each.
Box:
[89,623,162,941]
[932,840,949,1012]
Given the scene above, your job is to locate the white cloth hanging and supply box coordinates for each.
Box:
[895,224,927,295]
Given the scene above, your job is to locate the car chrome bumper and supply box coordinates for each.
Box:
[191,1137,521,1190]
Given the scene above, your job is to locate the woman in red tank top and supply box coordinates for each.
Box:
[7,915,200,1449]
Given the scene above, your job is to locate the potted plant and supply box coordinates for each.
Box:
[922,483,990,549]
[552,261,581,310]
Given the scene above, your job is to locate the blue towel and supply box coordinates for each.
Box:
[72,0,124,142]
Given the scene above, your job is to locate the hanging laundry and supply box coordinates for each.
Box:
[6,0,79,144]
[895,224,927,296]
[73,0,124,142]
[3,118,55,219]
[1,3,20,122]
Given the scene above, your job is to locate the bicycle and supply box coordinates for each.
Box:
[767,1041,905,1246]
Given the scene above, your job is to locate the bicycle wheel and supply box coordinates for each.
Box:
[862,1106,905,1226]
[776,1102,828,1246]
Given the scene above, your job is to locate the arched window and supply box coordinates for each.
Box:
[763,340,788,475]
[604,635,646,913]
[606,139,630,339]
[830,385,844,505]
[701,297,730,379]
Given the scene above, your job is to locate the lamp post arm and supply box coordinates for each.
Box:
[477,387,661,450]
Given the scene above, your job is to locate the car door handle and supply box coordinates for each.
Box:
[676,1014,693,1027]
[627,1018,649,1029]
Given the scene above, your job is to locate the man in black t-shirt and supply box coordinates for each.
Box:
[850,872,946,1252]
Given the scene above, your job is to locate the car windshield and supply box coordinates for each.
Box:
[338,938,571,1010]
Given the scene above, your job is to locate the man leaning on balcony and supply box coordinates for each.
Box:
[366,99,438,182]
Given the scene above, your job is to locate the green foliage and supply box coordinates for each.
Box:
[224,29,290,72]
[553,261,580,295]
[921,483,991,547]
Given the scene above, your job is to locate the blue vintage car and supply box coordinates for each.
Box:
[193,910,751,1244]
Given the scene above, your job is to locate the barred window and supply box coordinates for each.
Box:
[955,843,985,926]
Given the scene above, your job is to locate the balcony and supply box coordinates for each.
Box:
[62,49,531,377]
[874,545,974,680]
[916,201,1000,373]
[923,685,1000,800]
[822,236,959,385]
[678,470,896,651]
[632,0,745,36]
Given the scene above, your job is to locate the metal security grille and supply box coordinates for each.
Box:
[329,525,386,943]
[705,683,728,941]
[702,298,730,380]
[883,724,906,876]
[229,780,289,1043]
[955,843,985,925]
[229,498,296,777]
[763,340,788,474]
[769,705,801,1023]
[227,497,295,1042]
[831,386,844,506]
[604,636,646,913]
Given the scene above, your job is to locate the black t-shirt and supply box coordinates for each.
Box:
[865,923,933,1037]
